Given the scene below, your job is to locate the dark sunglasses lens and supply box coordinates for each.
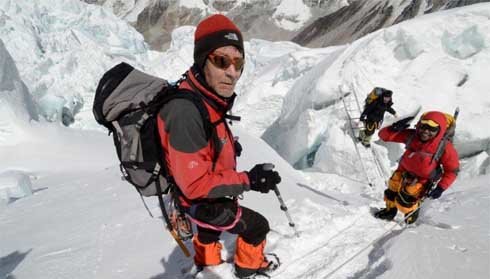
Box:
[215,55,231,69]
[210,54,244,70]
[421,124,439,132]
[234,59,244,70]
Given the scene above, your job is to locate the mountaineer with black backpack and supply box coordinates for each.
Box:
[93,14,281,279]
[358,87,398,147]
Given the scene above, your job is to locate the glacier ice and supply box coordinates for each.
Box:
[0,170,33,204]
[0,0,151,128]
[393,28,424,61]
[442,25,484,59]
[38,94,83,126]
[0,39,38,144]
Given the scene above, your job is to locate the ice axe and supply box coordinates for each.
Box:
[263,163,300,238]
[156,184,191,257]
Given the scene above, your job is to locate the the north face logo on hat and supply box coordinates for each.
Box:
[224,33,239,41]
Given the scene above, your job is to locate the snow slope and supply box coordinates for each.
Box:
[1,2,489,279]
[1,124,488,279]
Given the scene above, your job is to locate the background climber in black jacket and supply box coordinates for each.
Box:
[358,87,397,147]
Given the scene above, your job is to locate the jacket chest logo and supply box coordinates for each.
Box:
[188,160,199,169]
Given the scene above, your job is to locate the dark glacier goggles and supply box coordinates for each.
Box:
[208,53,244,71]
[419,124,440,133]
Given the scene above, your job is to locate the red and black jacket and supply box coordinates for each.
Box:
[157,66,250,207]
[378,111,459,189]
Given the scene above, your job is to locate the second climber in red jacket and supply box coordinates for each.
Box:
[374,111,459,224]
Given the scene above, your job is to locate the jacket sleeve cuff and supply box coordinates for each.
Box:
[437,183,450,190]
[241,172,251,191]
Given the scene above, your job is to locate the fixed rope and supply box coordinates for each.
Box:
[323,200,430,278]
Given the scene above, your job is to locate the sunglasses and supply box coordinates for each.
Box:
[208,53,244,71]
[419,124,440,132]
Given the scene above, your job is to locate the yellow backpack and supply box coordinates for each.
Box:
[365,87,383,105]
[420,112,456,133]
[444,113,456,129]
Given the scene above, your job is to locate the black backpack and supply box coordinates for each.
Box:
[93,62,214,198]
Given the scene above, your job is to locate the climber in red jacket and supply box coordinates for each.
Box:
[374,111,459,224]
[157,14,281,278]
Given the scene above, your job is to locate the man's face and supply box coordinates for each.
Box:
[383,96,391,103]
[203,46,243,98]
[417,123,439,142]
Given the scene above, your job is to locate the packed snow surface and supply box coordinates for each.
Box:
[1,1,489,279]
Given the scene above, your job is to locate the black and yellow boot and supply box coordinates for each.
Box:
[374,207,397,221]
[358,130,371,148]
[404,208,420,224]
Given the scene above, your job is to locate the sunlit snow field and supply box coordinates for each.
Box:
[1,1,489,278]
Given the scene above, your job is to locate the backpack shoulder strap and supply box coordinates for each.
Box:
[170,88,214,140]
[432,108,459,164]
[432,138,449,164]
[161,88,221,170]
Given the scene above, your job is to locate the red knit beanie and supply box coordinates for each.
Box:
[194,14,244,70]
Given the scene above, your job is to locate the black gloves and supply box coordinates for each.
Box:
[247,163,281,193]
[234,137,242,157]
[428,186,444,199]
[390,116,415,131]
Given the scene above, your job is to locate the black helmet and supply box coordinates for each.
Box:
[382,89,393,97]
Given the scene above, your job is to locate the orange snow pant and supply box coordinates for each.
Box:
[193,236,268,270]
[384,171,426,214]
[234,237,267,271]
[193,237,223,266]
[191,200,269,270]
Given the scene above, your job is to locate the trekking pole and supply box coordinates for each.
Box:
[263,163,300,238]
[274,185,300,238]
